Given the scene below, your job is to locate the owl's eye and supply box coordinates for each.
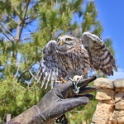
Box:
[66,38,72,41]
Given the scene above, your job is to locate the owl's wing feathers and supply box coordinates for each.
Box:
[81,32,117,76]
[36,40,67,89]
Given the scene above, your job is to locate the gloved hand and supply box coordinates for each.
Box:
[8,76,96,124]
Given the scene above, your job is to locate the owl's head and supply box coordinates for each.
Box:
[56,35,80,53]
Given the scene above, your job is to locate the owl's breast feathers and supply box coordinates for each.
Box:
[57,46,90,75]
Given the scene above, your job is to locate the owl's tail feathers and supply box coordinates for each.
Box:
[30,66,56,89]
[41,71,52,89]
[30,64,67,89]
[29,63,43,83]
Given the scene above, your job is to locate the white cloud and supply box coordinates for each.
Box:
[108,68,124,80]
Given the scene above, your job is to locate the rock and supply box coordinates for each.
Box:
[92,78,124,124]
[117,110,124,124]
[94,78,114,89]
[99,100,115,105]
[96,88,115,100]
[115,88,124,92]
[92,102,114,124]
[115,96,124,110]
[109,110,119,124]
[115,92,124,103]
[114,79,124,88]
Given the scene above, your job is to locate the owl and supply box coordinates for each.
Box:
[35,32,117,89]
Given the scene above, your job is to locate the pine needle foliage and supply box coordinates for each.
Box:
[0,0,115,123]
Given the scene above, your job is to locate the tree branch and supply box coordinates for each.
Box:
[17,68,29,82]
[5,14,17,24]
[0,22,15,41]
[16,16,21,42]
[11,3,22,20]
[19,0,31,41]
[29,70,38,80]
[22,32,34,36]
[1,31,13,43]
[17,63,35,82]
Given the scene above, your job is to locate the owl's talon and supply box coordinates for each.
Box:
[60,77,67,84]
[67,77,80,94]
[73,75,83,82]
[55,77,67,84]
[66,77,73,81]
[73,81,80,94]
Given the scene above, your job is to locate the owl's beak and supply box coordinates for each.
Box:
[59,41,64,45]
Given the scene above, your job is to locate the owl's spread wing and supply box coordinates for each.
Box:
[36,40,67,89]
[81,32,117,76]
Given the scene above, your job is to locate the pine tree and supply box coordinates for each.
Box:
[0,0,115,123]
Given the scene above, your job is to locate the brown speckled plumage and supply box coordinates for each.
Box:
[36,32,117,89]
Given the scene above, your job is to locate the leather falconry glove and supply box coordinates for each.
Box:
[8,76,97,124]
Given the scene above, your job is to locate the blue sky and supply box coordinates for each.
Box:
[2,0,123,80]
[94,0,124,80]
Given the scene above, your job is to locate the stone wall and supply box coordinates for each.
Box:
[91,78,124,124]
